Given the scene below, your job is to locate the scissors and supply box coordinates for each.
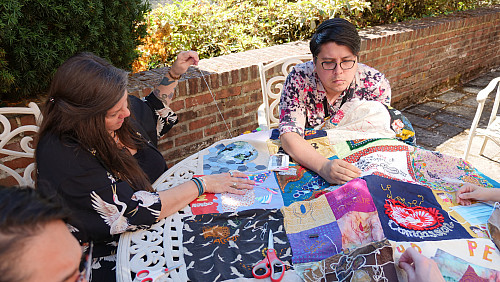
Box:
[252,230,285,282]
[135,263,183,282]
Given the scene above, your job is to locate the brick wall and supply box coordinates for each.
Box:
[1,6,499,184]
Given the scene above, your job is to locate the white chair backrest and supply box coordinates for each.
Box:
[0,102,41,186]
[463,76,500,161]
[258,54,313,130]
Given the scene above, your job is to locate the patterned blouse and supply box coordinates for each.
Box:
[36,93,178,281]
[279,61,391,137]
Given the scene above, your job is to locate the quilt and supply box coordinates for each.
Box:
[182,129,500,281]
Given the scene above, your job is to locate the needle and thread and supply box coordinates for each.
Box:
[197,68,234,139]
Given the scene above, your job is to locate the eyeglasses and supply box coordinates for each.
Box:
[318,58,357,71]
[76,242,93,282]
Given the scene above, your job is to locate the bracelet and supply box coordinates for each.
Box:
[198,177,206,195]
[191,177,204,197]
[168,69,181,80]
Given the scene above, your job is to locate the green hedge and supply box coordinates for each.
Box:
[135,0,490,71]
[0,0,149,102]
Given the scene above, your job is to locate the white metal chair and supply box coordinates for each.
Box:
[257,54,313,130]
[0,102,41,186]
[463,77,500,161]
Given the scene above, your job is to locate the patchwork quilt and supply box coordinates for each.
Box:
[182,129,500,281]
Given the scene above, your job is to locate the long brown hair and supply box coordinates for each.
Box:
[37,52,153,192]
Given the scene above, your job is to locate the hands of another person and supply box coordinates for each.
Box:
[169,51,200,78]
[318,159,361,185]
[398,247,444,282]
[202,171,255,195]
[456,183,500,205]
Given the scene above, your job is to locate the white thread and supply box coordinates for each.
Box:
[197,69,234,139]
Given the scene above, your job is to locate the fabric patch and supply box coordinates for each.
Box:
[336,211,385,251]
[287,221,342,264]
[433,248,500,281]
[365,175,472,241]
[190,172,284,215]
[325,178,376,219]
[275,166,331,206]
[355,151,418,184]
[281,195,336,234]
[183,209,291,281]
[267,130,336,160]
[384,104,416,146]
[333,138,409,160]
[411,148,494,192]
[298,239,397,282]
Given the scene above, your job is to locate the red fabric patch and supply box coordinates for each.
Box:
[384,199,444,231]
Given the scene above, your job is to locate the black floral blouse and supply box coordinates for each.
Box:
[279,61,391,137]
[36,93,177,281]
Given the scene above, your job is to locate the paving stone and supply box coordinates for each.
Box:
[462,86,482,95]
[466,76,493,88]
[434,124,465,137]
[402,112,436,128]
[442,105,476,119]
[434,91,465,103]
[434,113,472,129]
[413,126,450,150]
[406,102,446,116]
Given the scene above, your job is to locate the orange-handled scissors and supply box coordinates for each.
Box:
[135,263,183,282]
[252,230,285,282]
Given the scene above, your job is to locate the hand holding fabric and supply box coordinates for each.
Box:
[456,183,500,205]
[170,51,200,78]
[398,247,444,282]
[203,172,255,195]
[319,158,361,184]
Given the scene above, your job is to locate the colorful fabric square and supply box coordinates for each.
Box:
[267,130,336,159]
[325,178,376,219]
[384,104,416,146]
[281,195,336,233]
[354,150,418,184]
[183,209,291,281]
[433,249,500,281]
[333,138,411,160]
[287,221,342,263]
[275,166,332,206]
[270,128,327,140]
[190,172,284,215]
[411,148,494,192]
[364,175,472,241]
[202,141,268,175]
[298,239,398,282]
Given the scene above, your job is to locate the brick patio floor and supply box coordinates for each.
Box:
[401,67,500,183]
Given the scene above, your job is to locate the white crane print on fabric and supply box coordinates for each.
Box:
[91,184,131,235]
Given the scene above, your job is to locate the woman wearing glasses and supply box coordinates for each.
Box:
[279,18,392,185]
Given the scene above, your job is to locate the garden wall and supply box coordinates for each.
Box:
[0,6,499,185]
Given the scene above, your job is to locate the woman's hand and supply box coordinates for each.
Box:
[169,51,199,78]
[456,183,500,205]
[319,159,361,185]
[202,171,255,195]
[398,247,444,282]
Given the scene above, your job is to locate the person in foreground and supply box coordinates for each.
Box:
[279,18,392,185]
[36,51,254,281]
[456,183,500,205]
[398,247,445,282]
[0,186,88,282]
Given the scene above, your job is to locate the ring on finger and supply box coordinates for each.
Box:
[229,171,234,177]
[231,182,237,188]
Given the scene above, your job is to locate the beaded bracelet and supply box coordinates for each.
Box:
[168,69,181,80]
[191,177,205,197]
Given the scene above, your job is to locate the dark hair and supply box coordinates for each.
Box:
[310,18,361,58]
[37,52,153,192]
[0,186,69,281]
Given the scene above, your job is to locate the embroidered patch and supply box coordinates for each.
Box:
[384,198,444,231]
[346,138,380,150]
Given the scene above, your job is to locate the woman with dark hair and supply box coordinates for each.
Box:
[279,18,393,185]
[36,51,254,281]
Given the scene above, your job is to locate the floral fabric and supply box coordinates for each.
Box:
[279,61,391,137]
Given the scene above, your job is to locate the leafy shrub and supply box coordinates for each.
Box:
[133,0,489,72]
[0,0,149,101]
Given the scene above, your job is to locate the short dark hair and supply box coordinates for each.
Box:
[310,18,361,58]
[0,186,69,282]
